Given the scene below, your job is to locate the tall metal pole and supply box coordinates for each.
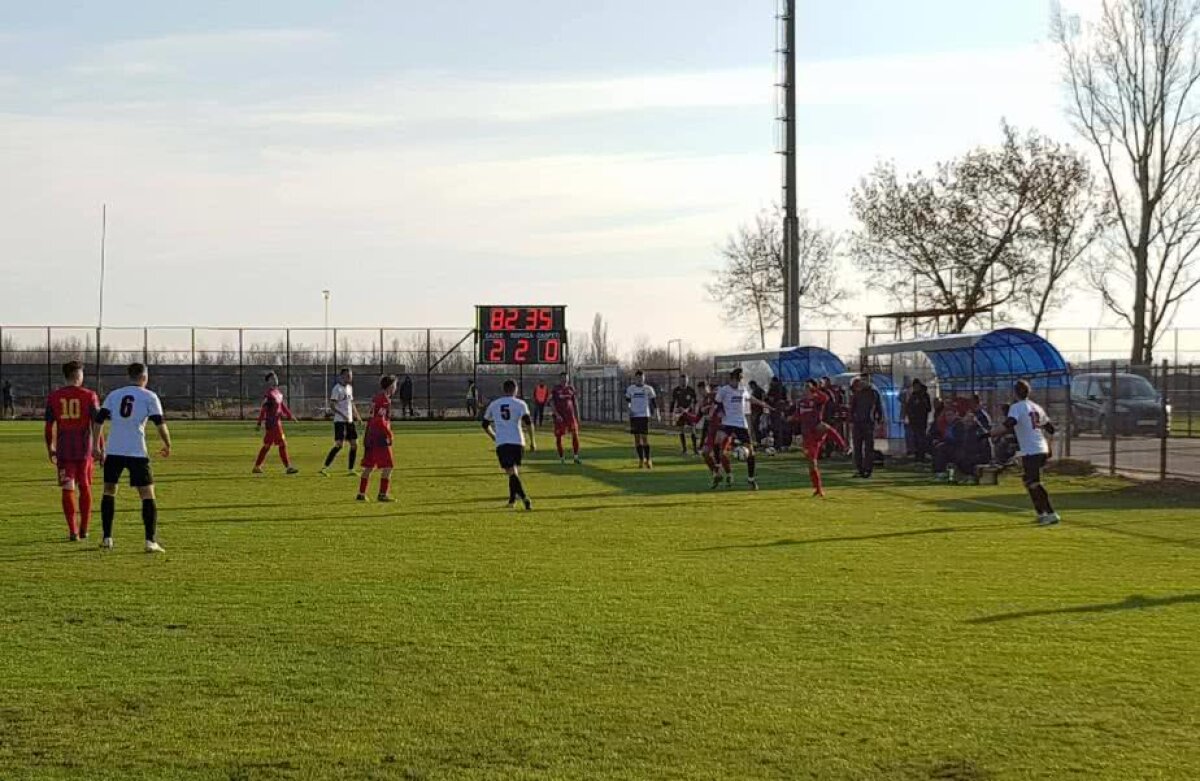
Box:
[779,0,799,347]
[322,289,331,408]
[96,204,107,389]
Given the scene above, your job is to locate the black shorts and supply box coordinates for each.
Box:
[496,444,524,470]
[630,416,650,435]
[334,421,358,442]
[721,425,752,446]
[103,455,154,488]
[1022,453,1048,487]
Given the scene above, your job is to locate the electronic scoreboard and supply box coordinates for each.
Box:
[476,305,567,365]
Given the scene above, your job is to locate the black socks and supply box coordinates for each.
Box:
[348,445,358,471]
[141,499,158,542]
[747,454,757,479]
[508,474,526,502]
[101,495,115,538]
[324,445,342,468]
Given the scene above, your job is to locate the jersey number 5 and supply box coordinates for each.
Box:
[119,395,135,418]
[500,404,511,421]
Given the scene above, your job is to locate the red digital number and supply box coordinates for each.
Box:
[523,308,539,330]
[542,338,560,363]
[487,339,505,362]
[488,307,505,331]
[503,308,520,330]
[513,338,530,363]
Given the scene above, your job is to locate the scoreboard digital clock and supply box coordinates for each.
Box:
[476,305,567,365]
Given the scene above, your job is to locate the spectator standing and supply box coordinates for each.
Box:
[748,380,767,444]
[532,381,550,427]
[465,380,478,418]
[905,380,933,462]
[2,380,13,419]
[849,374,885,478]
[398,375,415,417]
[766,376,787,447]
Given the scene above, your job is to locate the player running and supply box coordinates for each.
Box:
[321,367,362,477]
[712,367,770,490]
[670,375,699,456]
[357,375,397,502]
[91,362,171,553]
[550,371,582,464]
[994,379,1062,526]
[696,381,725,482]
[253,371,299,475]
[482,379,537,510]
[625,370,660,469]
[792,379,850,497]
[44,360,101,541]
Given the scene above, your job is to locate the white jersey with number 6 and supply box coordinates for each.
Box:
[102,385,164,458]
[715,384,750,429]
[1008,399,1050,456]
[625,383,657,418]
[485,396,530,446]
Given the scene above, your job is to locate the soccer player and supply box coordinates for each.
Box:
[625,370,659,468]
[670,374,699,455]
[45,360,101,541]
[253,371,299,475]
[91,362,170,553]
[994,379,1061,526]
[696,381,724,481]
[792,379,850,497]
[482,379,536,510]
[320,367,362,476]
[550,371,582,464]
[712,367,770,490]
[357,375,397,502]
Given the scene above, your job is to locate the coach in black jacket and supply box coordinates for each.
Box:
[849,375,885,478]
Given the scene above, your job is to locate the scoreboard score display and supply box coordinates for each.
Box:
[476,306,567,365]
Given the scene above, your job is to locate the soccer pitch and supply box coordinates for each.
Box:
[1,422,1197,781]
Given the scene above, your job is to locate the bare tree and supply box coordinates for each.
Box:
[1058,0,1200,363]
[708,208,844,349]
[851,124,1077,333]
[589,313,614,364]
[1026,149,1108,331]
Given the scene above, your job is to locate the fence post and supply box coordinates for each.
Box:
[1064,378,1073,459]
[46,327,52,400]
[1160,359,1170,481]
[379,328,385,376]
[332,329,338,377]
[238,328,245,421]
[1108,361,1117,476]
[143,327,148,366]
[285,329,291,407]
[94,326,102,396]
[426,328,432,419]
[1088,329,1093,365]
[191,328,197,419]
[1189,363,1194,438]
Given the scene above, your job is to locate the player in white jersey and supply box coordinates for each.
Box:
[712,367,771,490]
[321,367,363,476]
[91,362,171,553]
[993,379,1061,525]
[625,370,660,469]
[482,379,537,510]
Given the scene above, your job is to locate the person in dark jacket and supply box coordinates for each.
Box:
[766,377,787,448]
[1,380,13,419]
[849,374,885,478]
[398,375,415,417]
[748,380,767,444]
[905,379,933,462]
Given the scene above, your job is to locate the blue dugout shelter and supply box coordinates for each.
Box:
[714,346,847,388]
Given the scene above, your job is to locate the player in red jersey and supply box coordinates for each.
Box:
[695,382,726,484]
[791,379,849,497]
[357,375,396,502]
[550,371,582,464]
[44,361,101,540]
[254,372,299,474]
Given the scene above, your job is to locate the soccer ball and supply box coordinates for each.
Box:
[733,445,750,462]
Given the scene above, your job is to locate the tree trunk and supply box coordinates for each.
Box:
[1131,243,1149,364]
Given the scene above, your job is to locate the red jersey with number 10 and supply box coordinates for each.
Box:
[45,386,101,461]
[366,392,393,448]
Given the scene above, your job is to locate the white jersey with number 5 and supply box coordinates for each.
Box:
[625,383,656,418]
[102,385,164,458]
[1008,399,1050,456]
[715,384,750,429]
[485,396,530,446]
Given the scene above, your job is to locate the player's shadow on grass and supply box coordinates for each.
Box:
[688,521,1016,552]
[967,593,1200,624]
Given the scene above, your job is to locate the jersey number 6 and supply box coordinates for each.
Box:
[120,395,135,418]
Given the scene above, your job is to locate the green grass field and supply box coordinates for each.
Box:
[1,421,1197,781]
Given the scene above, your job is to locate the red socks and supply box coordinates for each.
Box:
[278,444,291,467]
[254,446,270,468]
[703,452,717,471]
[556,437,564,458]
[358,476,369,495]
[827,427,847,451]
[379,478,390,497]
[809,465,823,493]
[61,490,77,536]
[78,483,92,536]
[571,433,580,455]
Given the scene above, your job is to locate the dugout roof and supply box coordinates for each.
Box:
[715,346,848,384]
[862,328,1069,392]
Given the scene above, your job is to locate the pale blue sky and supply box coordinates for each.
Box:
[3,0,1146,353]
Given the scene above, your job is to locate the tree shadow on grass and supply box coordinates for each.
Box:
[688,520,1016,552]
[967,593,1200,624]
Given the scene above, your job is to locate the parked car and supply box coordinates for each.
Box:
[1069,372,1170,436]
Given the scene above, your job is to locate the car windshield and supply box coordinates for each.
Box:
[1096,376,1158,399]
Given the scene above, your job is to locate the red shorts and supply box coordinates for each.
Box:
[675,412,699,427]
[554,417,579,438]
[57,459,94,488]
[262,426,286,446]
[803,431,827,460]
[361,446,394,469]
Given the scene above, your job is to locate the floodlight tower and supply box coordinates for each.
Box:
[778,0,800,347]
